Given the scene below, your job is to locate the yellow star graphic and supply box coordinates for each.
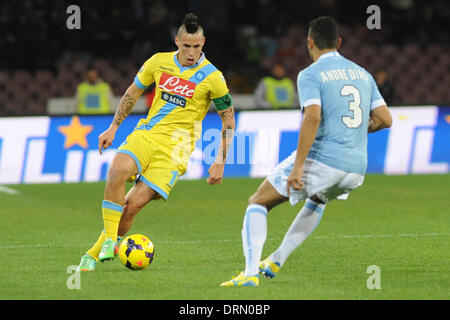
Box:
[58,116,94,149]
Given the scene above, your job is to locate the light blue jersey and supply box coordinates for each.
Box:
[297,51,386,175]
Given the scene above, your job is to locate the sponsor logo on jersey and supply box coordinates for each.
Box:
[161,92,186,107]
[159,72,196,98]
[159,65,175,73]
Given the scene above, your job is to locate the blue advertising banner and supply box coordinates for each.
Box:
[0,106,448,184]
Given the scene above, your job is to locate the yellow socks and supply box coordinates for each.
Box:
[86,230,105,261]
[101,200,123,242]
[85,201,123,261]
[86,230,124,261]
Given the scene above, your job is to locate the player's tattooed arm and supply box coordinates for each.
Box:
[113,93,136,127]
[98,83,144,155]
[218,106,236,164]
[207,106,235,185]
[112,82,145,128]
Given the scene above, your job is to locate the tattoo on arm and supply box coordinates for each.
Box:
[219,107,235,123]
[222,124,234,161]
[113,93,136,127]
[222,125,234,139]
[219,107,236,163]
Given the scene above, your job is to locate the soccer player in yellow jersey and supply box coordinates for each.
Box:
[77,13,235,271]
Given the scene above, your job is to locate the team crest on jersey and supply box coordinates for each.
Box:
[194,71,205,82]
[159,72,196,99]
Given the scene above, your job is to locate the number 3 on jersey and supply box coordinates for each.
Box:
[341,85,362,128]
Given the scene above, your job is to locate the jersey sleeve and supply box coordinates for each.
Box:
[134,54,158,89]
[209,71,229,100]
[297,69,321,109]
[369,75,387,110]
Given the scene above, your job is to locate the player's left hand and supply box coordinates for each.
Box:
[287,166,304,197]
[207,162,225,185]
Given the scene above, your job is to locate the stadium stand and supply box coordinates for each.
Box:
[0,0,448,116]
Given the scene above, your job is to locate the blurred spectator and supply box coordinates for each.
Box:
[0,0,448,116]
[375,68,396,105]
[253,63,296,109]
[76,67,113,114]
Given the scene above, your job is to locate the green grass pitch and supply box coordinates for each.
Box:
[0,175,448,300]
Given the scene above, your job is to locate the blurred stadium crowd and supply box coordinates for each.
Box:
[0,0,449,116]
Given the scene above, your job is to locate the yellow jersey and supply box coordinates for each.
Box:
[133,51,229,151]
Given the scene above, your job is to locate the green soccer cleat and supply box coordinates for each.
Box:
[220,272,259,287]
[259,258,281,279]
[99,238,117,262]
[114,243,119,257]
[115,236,124,257]
[77,254,97,272]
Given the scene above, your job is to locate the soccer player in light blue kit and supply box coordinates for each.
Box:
[221,16,393,287]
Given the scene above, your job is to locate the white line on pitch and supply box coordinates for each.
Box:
[0,232,448,249]
[313,232,449,240]
[0,185,20,195]
[162,232,450,244]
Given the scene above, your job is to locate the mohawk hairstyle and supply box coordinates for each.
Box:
[177,13,204,36]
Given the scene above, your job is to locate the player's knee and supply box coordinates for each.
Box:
[248,193,257,205]
[108,154,137,182]
[124,193,153,216]
[123,198,145,217]
[248,192,264,207]
[122,202,136,218]
[248,192,283,212]
[107,164,132,183]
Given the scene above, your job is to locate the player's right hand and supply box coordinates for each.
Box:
[98,126,117,155]
[286,166,304,197]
